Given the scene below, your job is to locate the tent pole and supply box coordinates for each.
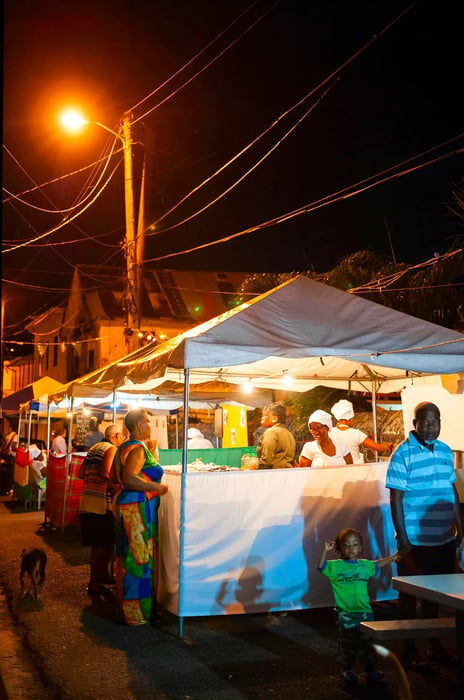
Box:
[62,397,74,530]
[178,368,190,639]
[112,389,116,422]
[371,383,378,461]
[46,401,51,452]
[27,407,32,446]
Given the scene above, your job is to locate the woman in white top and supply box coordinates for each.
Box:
[299,410,352,469]
[330,400,393,464]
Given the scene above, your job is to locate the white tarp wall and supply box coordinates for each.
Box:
[158,463,398,617]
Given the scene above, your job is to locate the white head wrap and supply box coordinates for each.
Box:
[188,427,203,439]
[308,410,333,429]
[331,399,355,421]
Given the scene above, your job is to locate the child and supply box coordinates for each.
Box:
[318,527,400,685]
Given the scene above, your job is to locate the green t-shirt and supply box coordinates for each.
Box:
[320,558,377,614]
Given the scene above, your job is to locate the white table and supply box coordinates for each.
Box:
[392,574,464,695]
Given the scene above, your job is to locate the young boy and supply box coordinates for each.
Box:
[318,527,400,684]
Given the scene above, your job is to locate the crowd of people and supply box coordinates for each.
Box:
[1,398,462,688]
[256,399,393,470]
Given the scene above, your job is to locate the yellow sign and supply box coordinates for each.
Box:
[221,405,248,447]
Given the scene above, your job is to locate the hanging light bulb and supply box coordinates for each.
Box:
[242,378,253,394]
[282,371,294,389]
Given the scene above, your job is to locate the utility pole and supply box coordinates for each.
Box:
[0,298,4,418]
[60,108,145,354]
[121,112,141,353]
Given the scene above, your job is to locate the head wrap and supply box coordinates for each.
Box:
[308,410,333,429]
[331,399,355,421]
[188,427,203,439]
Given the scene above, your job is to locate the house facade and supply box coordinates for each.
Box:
[24,266,247,386]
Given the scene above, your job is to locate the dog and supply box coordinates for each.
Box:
[20,548,47,601]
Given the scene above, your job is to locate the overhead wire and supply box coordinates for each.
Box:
[2,138,117,214]
[143,135,464,263]
[143,1,417,236]
[1,144,124,206]
[2,159,122,252]
[2,142,124,249]
[148,81,337,235]
[131,0,280,125]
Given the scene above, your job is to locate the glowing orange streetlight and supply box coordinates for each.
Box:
[59,108,89,133]
[59,107,141,350]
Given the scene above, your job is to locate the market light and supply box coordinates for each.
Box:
[242,378,253,394]
[282,371,294,389]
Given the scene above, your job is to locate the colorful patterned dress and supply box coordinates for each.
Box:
[113,440,164,625]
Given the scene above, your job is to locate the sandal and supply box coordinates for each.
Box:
[341,670,358,683]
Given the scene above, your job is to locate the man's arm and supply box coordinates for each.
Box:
[389,488,412,555]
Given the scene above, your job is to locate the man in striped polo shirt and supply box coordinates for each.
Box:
[387,402,463,671]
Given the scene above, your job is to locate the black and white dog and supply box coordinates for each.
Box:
[20,548,47,601]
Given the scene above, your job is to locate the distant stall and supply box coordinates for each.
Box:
[45,453,84,528]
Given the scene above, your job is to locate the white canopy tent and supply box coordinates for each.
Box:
[45,276,464,634]
[50,275,464,397]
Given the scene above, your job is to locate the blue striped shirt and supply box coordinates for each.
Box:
[386,431,456,546]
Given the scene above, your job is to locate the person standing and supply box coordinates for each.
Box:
[78,423,124,597]
[84,417,104,450]
[318,527,399,684]
[386,401,463,670]
[1,420,18,494]
[51,426,67,454]
[331,399,393,463]
[257,402,295,469]
[299,410,352,468]
[112,409,168,625]
[187,427,214,449]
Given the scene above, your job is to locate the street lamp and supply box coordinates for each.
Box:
[60,109,142,352]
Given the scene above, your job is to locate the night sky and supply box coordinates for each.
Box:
[3,0,464,330]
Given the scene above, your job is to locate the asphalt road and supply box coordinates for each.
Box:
[0,496,461,700]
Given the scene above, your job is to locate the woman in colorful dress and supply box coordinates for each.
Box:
[113,409,168,625]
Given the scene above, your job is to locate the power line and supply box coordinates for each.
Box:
[143,137,464,263]
[144,2,417,237]
[131,1,280,125]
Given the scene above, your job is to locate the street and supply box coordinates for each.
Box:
[0,496,460,700]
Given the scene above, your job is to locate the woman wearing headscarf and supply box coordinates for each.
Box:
[299,410,352,468]
[331,399,393,464]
